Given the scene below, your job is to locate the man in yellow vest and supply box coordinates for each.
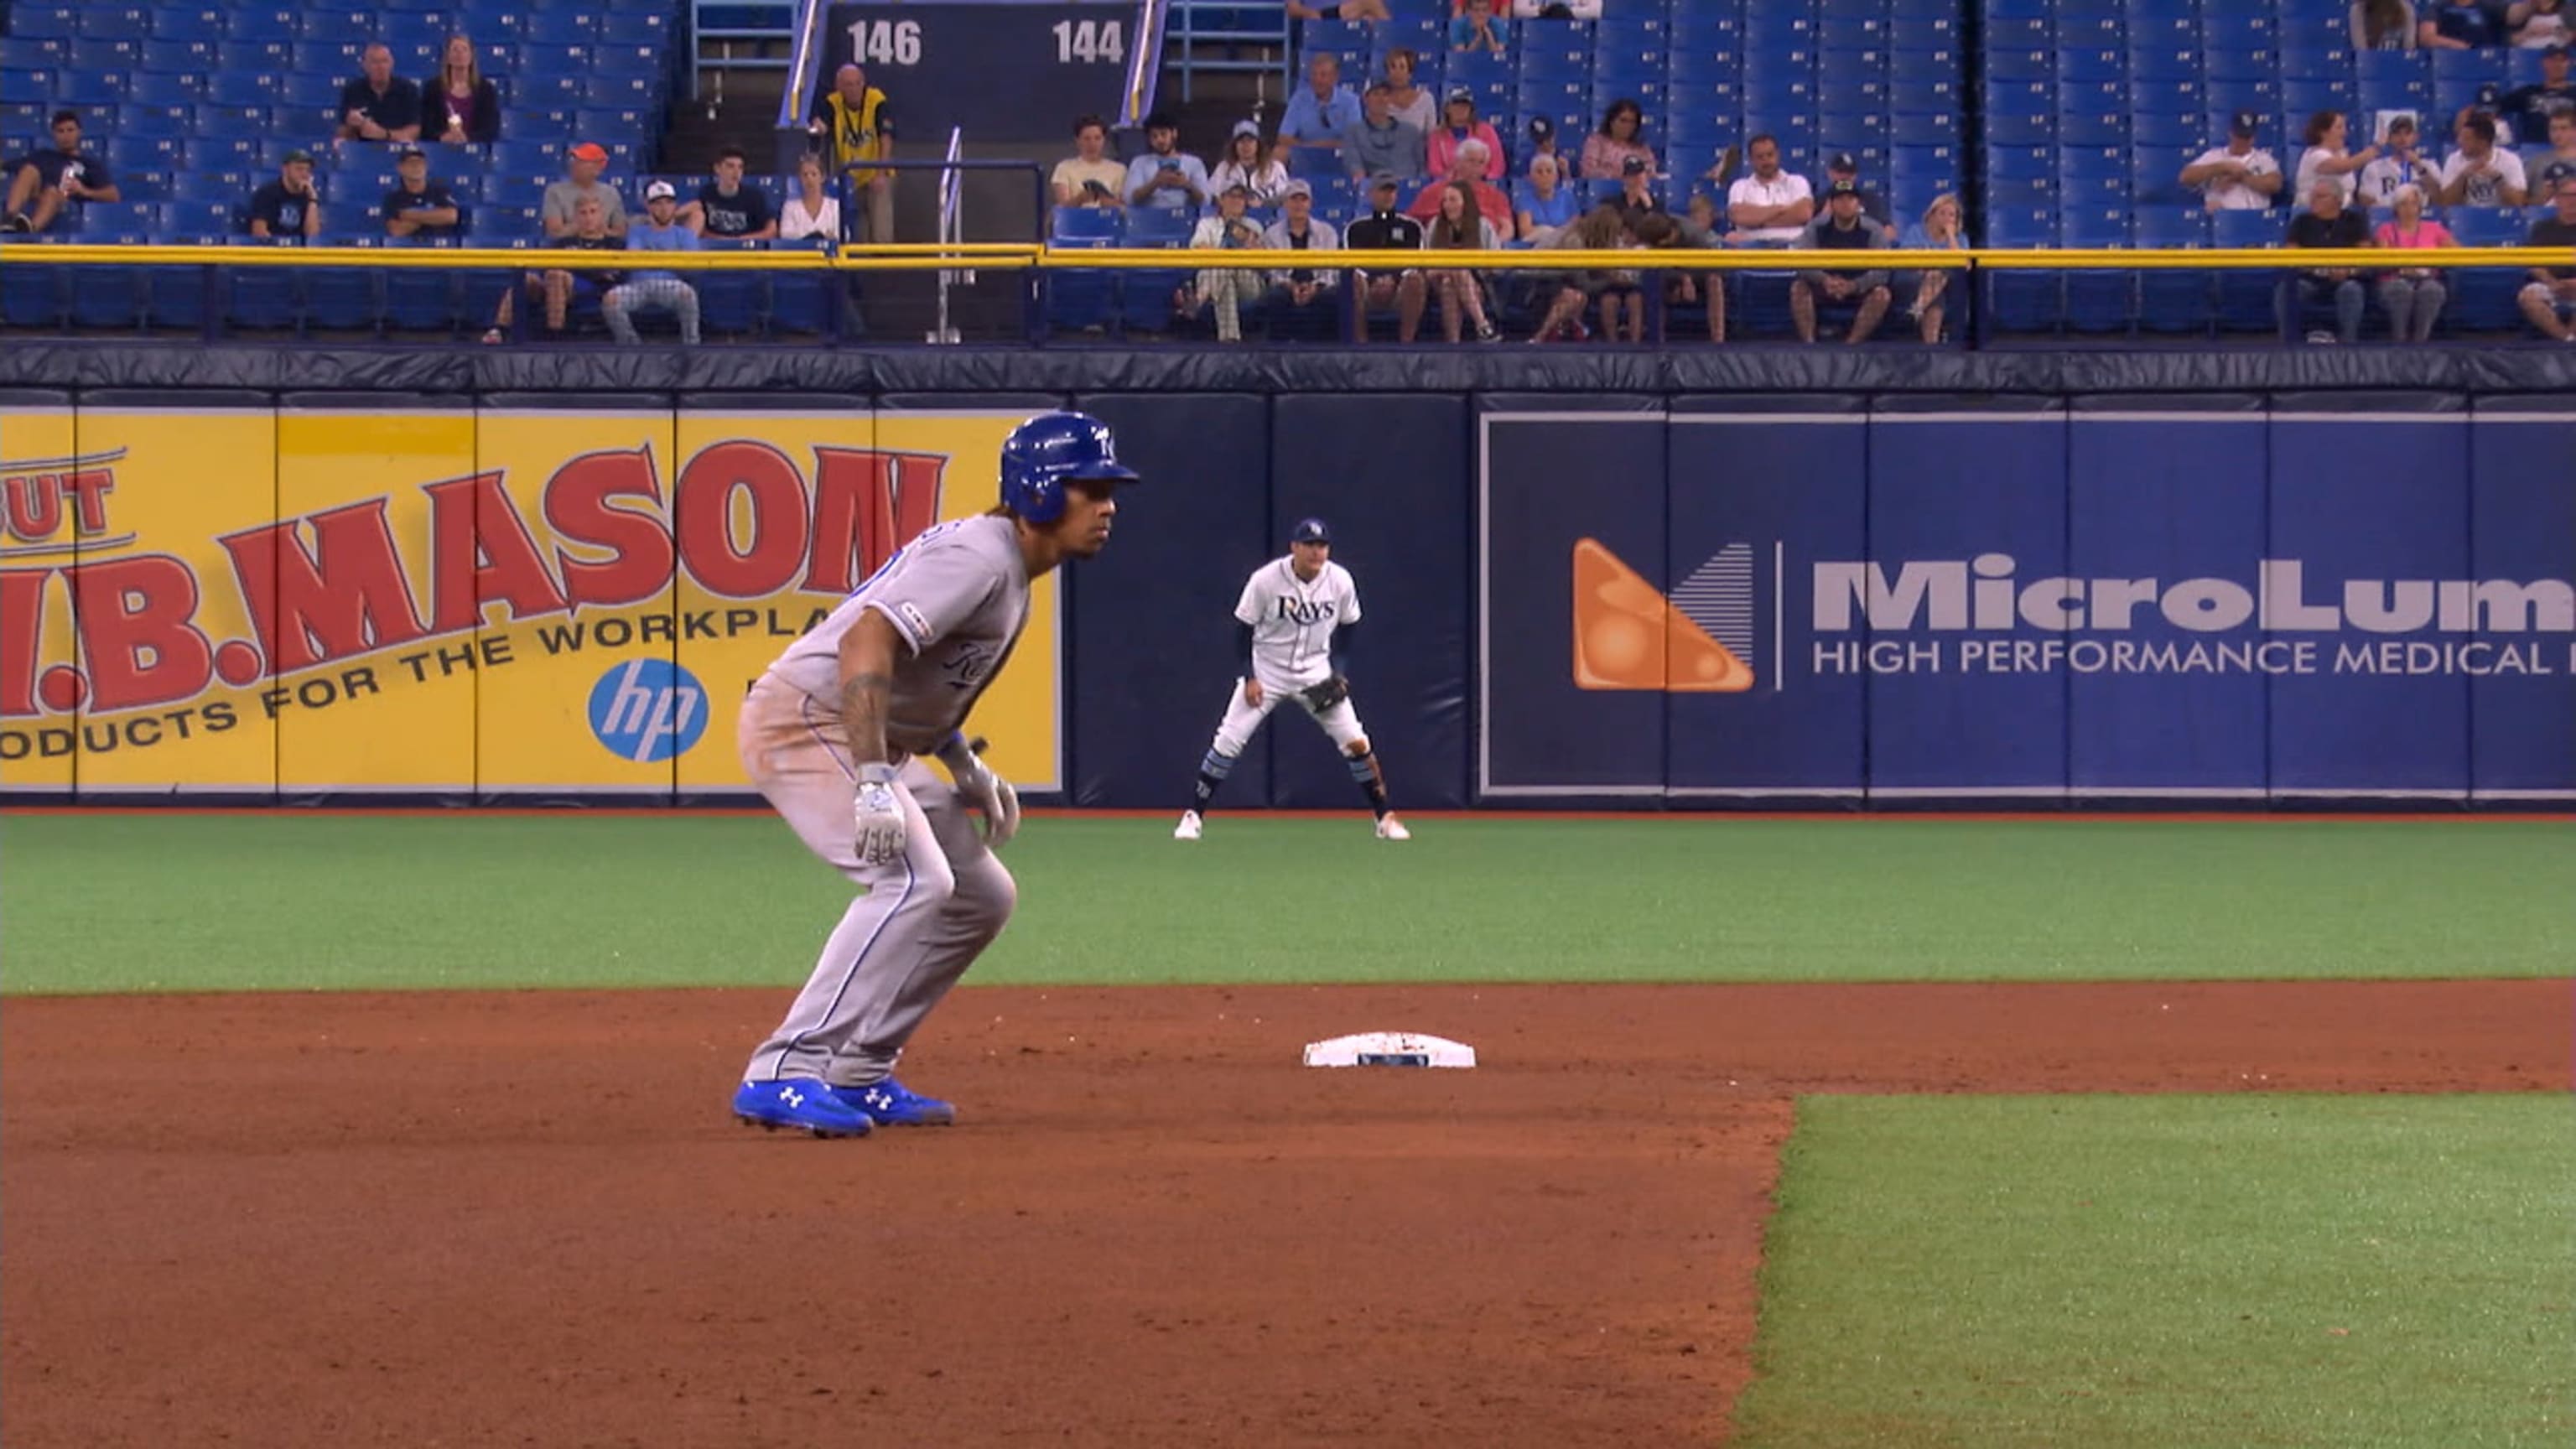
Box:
[810,62,896,243]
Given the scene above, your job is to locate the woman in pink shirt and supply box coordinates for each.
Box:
[1578,99,1659,181]
[2373,184,2455,341]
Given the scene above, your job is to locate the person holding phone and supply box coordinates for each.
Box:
[1125,112,1209,211]
[1052,115,1128,209]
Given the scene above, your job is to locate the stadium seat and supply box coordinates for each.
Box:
[77,7,153,40]
[8,5,80,42]
[69,37,142,73]
[2135,208,2215,335]
[223,8,302,42]
[192,104,270,140]
[2,252,69,330]
[0,69,54,106]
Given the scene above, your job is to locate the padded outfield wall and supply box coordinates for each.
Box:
[0,346,2569,808]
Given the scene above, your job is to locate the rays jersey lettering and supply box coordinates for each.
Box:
[766,515,1031,756]
[1237,556,1360,688]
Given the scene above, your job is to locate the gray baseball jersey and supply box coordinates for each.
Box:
[769,513,1032,756]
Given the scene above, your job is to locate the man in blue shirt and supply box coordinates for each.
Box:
[1124,111,1210,211]
[1280,54,1363,158]
[605,180,704,344]
[2419,0,2506,49]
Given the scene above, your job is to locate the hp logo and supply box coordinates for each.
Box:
[587,659,709,763]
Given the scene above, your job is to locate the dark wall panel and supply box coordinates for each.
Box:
[1267,394,1472,810]
[2468,403,2576,800]
[1066,392,1270,808]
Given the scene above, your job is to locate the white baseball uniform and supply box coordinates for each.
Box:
[1210,555,1367,753]
[740,514,1027,1087]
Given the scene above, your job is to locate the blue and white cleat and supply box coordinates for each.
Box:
[733,1078,874,1138]
[833,1078,958,1127]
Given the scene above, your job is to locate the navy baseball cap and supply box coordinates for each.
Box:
[2230,109,2260,136]
[1291,517,1331,544]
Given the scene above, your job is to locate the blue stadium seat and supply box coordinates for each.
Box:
[55,71,127,109]
[511,109,579,144]
[0,69,55,106]
[70,37,142,72]
[2,251,69,330]
[2282,80,2357,122]
[138,37,216,73]
[2279,43,2358,82]
[0,38,69,70]
[224,8,302,43]
[8,6,80,42]
[1986,49,2055,83]
[2133,209,2215,334]
[161,198,237,238]
[584,73,660,110]
[524,11,603,44]
[293,39,366,76]
[1889,12,1959,52]
[513,74,585,111]
[599,13,674,47]
[214,38,293,74]
[304,262,380,332]
[520,43,594,76]
[226,256,303,330]
[382,258,460,334]
[2428,48,2509,90]
[2210,208,2283,333]
[192,105,270,140]
[77,7,154,40]
[153,7,227,42]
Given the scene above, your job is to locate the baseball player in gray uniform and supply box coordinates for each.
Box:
[1174,517,1408,841]
[731,411,1139,1138]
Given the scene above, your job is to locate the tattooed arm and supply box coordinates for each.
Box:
[834,609,905,765]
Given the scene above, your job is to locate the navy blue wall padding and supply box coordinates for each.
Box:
[2065,410,2270,795]
[1475,394,1669,799]
[1665,398,1868,799]
[1863,399,2070,795]
[1064,392,1270,809]
[1265,394,1472,811]
[2468,400,2576,798]
[2266,408,2473,797]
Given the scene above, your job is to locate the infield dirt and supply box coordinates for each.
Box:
[4,979,2563,1447]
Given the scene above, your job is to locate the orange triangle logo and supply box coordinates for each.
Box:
[1572,538,1756,693]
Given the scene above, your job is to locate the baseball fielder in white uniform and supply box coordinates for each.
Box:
[730,411,1138,1139]
[1175,517,1408,840]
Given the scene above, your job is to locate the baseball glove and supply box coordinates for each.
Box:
[1300,675,1350,710]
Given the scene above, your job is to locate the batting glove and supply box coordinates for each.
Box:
[937,735,1022,848]
[852,762,907,867]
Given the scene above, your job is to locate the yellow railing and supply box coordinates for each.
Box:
[2,244,2565,273]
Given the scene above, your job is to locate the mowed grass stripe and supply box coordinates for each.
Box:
[1732,1096,2576,1449]
[2,814,2568,994]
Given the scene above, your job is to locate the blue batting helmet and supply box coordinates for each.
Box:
[999,411,1138,525]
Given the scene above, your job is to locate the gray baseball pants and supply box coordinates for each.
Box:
[737,673,1015,1086]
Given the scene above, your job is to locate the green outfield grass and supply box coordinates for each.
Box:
[1,813,2568,995]
[1732,1095,2576,1449]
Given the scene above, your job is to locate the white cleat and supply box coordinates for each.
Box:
[1174,811,1203,840]
[1374,814,1410,841]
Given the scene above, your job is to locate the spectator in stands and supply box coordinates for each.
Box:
[1525,205,1628,343]
[2502,44,2576,132]
[248,150,322,241]
[1517,153,1577,242]
[1177,180,1269,341]
[487,192,621,342]
[3,111,117,235]
[1524,115,1569,175]
[781,152,842,241]
[1594,213,1652,342]
[1898,192,1966,344]
[1422,179,1504,341]
[1670,194,1729,342]
[605,181,703,345]
[1579,99,1656,181]
[1344,172,1428,342]
[2420,0,2507,47]
[383,144,462,238]
[2518,172,2576,337]
[1260,179,1340,339]
[1343,89,1425,183]
[2182,112,2286,210]
[1382,48,1436,135]
[1125,112,1209,213]
[684,148,778,240]
[1451,0,1509,54]
[2511,0,2573,46]
[1791,179,1892,345]
[1724,134,1813,244]
[1820,152,1893,226]
[1280,55,1363,158]
[546,143,630,239]
[1213,121,1293,203]
[1407,140,1512,231]
[424,34,501,146]
[2440,112,2532,200]
[2359,113,2445,203]
[2295,112,2379,205]
[1607,154,1661,227]
[1052,116,1128,209]
[813,64,895,243]
[2533,107,2576,190]
[2372,185,2456,341]
[339,43,424,143]
[2282,176,2372,344]
[1286,0,1392,22]
[2354,0,2421,49]
[1428,91,1508,181]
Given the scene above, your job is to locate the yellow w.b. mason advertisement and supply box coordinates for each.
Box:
[0,407,1060,795]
